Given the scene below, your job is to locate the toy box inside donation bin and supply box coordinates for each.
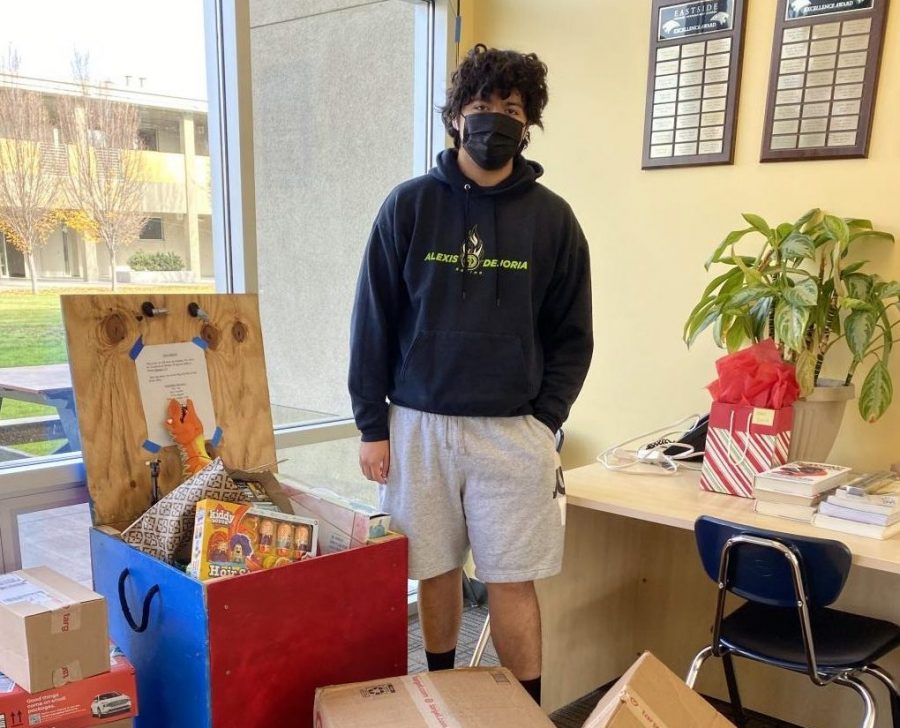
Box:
[62,294,407,728]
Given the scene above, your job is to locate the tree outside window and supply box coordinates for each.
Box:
[0,52,60,294]
[58,55,148,291]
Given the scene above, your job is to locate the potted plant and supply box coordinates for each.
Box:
[684,209,898,460]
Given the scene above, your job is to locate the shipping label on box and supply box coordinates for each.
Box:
[315,667,554,727]
[284,482,391,554]
[0,567,109,693]
[0,645,137,728]
[584,652,735,728]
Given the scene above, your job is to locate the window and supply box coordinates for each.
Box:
[250,0,435,450]
[0,1,215,470]
[0,0,450,575]
[140,217,165,240]
[0,0,219,573]
[138,128,159,151]
[195,122,209,156]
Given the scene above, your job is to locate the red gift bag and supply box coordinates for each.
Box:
[700,402,793,498]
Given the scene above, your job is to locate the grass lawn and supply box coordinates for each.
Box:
[0,284,213,454]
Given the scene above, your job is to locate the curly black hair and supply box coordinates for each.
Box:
[441,44,549,150]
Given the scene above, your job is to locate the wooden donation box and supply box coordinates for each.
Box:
[61,294,407,728]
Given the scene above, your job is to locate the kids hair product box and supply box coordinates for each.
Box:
[188,499,319,581]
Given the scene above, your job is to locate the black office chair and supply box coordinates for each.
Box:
[685,516,900,728]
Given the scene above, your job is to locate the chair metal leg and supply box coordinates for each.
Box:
[685,645,714,689]
[722,651,747,728]
[469,614,491,667]
[863,664,900,728]
[835,675,878,728]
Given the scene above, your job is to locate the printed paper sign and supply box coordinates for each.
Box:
[134,341,216,446]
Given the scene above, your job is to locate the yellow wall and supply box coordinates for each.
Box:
[464,1,900,471]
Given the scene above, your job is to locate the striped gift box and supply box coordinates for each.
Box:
[700,402,793,498]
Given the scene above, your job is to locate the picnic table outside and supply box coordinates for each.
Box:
[0,364,80,458]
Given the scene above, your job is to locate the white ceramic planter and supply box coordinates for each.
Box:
[788,379,855,463]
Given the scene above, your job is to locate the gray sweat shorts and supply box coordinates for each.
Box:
[380,405,567,583]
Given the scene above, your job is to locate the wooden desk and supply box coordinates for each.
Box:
[0,364,80,452]
[538,463,900,727]
[566,465,900,574]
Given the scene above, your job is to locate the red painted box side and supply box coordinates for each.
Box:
[206,535,408,728]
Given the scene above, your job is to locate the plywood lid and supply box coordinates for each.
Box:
[61,294,276,530]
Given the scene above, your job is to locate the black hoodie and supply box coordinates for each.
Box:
[349,149,593,442]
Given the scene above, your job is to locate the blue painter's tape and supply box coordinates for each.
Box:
[142,440,162,454]
[210,427,223,447]
[192,336,208,350]
[129,336,145,360]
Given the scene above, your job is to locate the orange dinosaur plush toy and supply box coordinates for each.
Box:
[165,398,213,479]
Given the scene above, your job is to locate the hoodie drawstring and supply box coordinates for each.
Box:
[461,183,471,301]
[493,203,501,307]
[461,183,501,307]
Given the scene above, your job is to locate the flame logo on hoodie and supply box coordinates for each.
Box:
[460,225,485,272]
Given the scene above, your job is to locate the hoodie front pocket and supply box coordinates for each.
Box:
[400,330,530,412]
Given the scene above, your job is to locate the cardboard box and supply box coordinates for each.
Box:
[583,652,735,728]
[285,482,391,554]
[314,667,554,727]
[0,646,137,728]
[0,568,109,693]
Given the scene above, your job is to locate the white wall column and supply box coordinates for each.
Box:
[182,114,202,281]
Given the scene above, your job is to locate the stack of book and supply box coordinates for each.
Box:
[813,472,900,539]
[753,461,853,522]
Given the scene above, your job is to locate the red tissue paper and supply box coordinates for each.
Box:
[707,340,800,409]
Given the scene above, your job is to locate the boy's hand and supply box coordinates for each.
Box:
[359,440,390,484]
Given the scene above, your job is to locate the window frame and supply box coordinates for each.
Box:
[0,0,454,572]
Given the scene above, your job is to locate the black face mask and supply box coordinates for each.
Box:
[461,112,525,171]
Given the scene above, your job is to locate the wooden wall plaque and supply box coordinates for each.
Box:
[761,0,889,161]
[643,0,747,169]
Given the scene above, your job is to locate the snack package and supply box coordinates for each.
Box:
[188,499,319,581]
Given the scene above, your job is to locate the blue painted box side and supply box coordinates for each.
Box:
[91,528,213,728]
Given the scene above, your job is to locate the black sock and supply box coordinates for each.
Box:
[425,648,456,671]
[520,676,541,704]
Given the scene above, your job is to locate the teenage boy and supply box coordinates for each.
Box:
[349,44,593,704]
